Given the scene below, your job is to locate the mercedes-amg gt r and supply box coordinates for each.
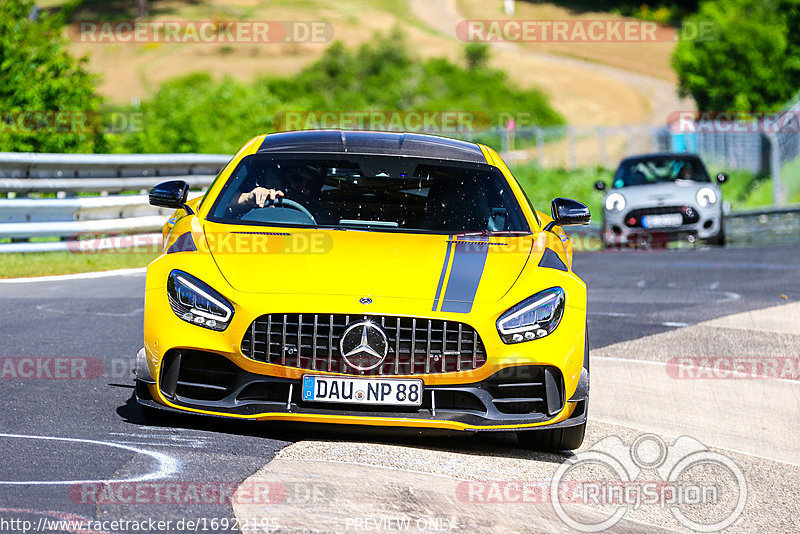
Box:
[135,130,591,450]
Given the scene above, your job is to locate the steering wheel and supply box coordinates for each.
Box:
[258,197,317,224]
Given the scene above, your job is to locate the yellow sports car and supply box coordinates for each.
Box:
[136,130,591,450]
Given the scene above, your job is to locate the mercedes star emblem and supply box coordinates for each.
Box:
[339,320,389,371]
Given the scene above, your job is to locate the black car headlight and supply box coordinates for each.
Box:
[167,270,233,331]
[497,287,565,344]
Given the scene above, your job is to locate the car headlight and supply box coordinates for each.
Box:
[497,287,565,344]
[167,270,233,331]
[696,187,717,207]
[605,192,626,212]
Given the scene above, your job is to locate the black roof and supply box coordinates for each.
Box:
[256,130,486,163]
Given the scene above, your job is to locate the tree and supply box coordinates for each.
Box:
[673,0,800,112]
[465,42,489,70]
[0,0,105,152]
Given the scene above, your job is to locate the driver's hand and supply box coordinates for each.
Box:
[249,187,284,208]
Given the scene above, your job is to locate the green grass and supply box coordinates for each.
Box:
[0,251,158,278]
[510,164,611,221]
[779,157,800,204]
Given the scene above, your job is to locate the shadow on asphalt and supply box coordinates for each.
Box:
[115,390,574,465]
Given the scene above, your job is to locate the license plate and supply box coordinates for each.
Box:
[642,213,683,228]
[302,375,423,406]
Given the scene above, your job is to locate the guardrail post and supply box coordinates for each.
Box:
[597,127,607,168]
[535,127,544,168]
[568,126,576,170]
[766,133,784,206]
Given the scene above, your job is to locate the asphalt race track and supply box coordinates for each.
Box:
[0,244,798,533]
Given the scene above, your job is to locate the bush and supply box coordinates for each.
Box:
[673,0,800,111]
[0,0,105,152]
[122,29,563,153]
[510,164,611,220]
[465,42,490,70]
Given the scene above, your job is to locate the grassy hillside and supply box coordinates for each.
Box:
[41,0,469,105]
[457,0,679,82]
[118,31,564,154]
[36,0,666,127]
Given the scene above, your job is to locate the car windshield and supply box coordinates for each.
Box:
[207,154,530,234]
[613,156,711,188]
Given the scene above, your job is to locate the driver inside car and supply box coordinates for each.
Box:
[228,165,324,219]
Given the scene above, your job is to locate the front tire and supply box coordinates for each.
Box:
[706,220,726,246]
[517,421,587,451]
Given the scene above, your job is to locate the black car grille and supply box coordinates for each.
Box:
[241,314,487,376]
[624,205,699,228]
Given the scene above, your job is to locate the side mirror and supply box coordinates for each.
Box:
[594,180,606,191]
[546,197,591,231]
[149,180,194,214]
[716,173,728,184]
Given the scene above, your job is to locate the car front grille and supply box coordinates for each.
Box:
[624,205,699,228]
[241,314,487,376]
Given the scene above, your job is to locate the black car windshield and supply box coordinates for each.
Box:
[613,156,711,188]
[207,154,530,234]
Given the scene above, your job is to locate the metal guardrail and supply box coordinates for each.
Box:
[0,152,798,253]
[0,152,230,178]
[0,152,227,253]
[563,205,800,248]
[0,175,216,194]
[725,203,800,246]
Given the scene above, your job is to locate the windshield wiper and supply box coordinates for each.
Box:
[338,219,400,229]
[453,230,532,237]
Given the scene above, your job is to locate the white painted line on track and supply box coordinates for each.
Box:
[35,303,144,317]
[107,432,206,441]
[717,291,741,303]
[110,440,203,449]
[0,267,146,284]
[0,433,178,485]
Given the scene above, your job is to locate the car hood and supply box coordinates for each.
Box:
[612,181,717,207]
[202,222,533,304]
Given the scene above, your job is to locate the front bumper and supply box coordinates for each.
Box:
[603,203,722,245]
[135,346,588,432]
